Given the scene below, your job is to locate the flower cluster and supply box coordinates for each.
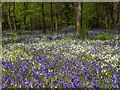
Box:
[2,55,120,88]
[2,32,120,89]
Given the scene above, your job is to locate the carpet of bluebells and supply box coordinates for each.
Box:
[2,30,120,89]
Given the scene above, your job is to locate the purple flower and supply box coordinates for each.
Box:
[118,70,120,73]
[84,65,89,71]
[8,46,11,51]
[11,79,15,85]
[52,85,55,89]
[29,88,33,90]
[70,77,74,82]
[5,62,10,68]
[110,84,118,88]
[104,79,108,83]
[2,61,5,65]
[85,76,88,81]
[18,77,23,82]
[54,78,59,83]
[91,81,100,90]
[112,74,118,80]
[71,62,76,66]
[63,83,69,88]
[97,65,101,73]
[33,80,39,87]
[31,72,40,79]
[96,79,100,82]
[54,72,59,76]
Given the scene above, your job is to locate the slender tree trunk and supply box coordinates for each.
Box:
[5,2,12,31]
[116,12,119,25]
[29,22,31,31]
[106,13,109,28]
[113,3,117,25]
[50,2,54,32]
[39,14,41,29]
[12,2,16,32]
[116,2,120,25]
[41,2,45,33]
[76,2,83,35]
[111,2,114,26]
[54,3,59,32]
[104,3,112,28]
[66,15,69,25]
[55,13,58,32]
[24,2,27,30]
[32,16,35,30]
[0,7,1,33]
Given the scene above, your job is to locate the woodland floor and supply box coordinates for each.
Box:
[1,27,120,88]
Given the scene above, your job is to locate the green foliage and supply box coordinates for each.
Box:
[87,32,113,40]
[2,2,120,35]
[82,25,89,36]
[97,32,112,40]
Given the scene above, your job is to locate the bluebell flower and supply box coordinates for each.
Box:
[104,79,108,83]
[96,79,100,82]
[63,83,69,88]
[2,61,5,65]
[110,84,118,88]
[18,77,23,82]
[29,88,33,90]
[118,70,120,73]
[52,85,55,89]
[85,75,88,81]
[91,81,100,90]
[84,65,89,71]
[70,77,74,83]
[33,80,39,87]
[97,65,101,73]
[112,74,117,80]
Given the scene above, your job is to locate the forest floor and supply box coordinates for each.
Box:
[1,27,120,88]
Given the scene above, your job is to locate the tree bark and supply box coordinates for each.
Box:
[55,13,58,32]
[50,2,54,32]
[54,3,59,32]
[24,2,27,30]
[116,2,120,25]
[12,2,16,32]
[76,2,83,35]
[104,3,113,28]
[41,2,45,33]
[5,2,12,31]
[110,2,114,26]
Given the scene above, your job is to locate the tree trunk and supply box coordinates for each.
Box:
[110,2,114,26]
[55,13,58,32]
[5,2,12,31]
[41,2,45,33]
[104,3,113,28]
[0,2,1,35]
[24,2,27,31]
[105,12,109,28]
[116,2,120,25]
[54,3,59,32]
[12,2,16,32]
[50,2,54,32]
[66,15,70,25]
[76,2,83,35]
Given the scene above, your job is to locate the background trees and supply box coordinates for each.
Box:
[2,2,120,35]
